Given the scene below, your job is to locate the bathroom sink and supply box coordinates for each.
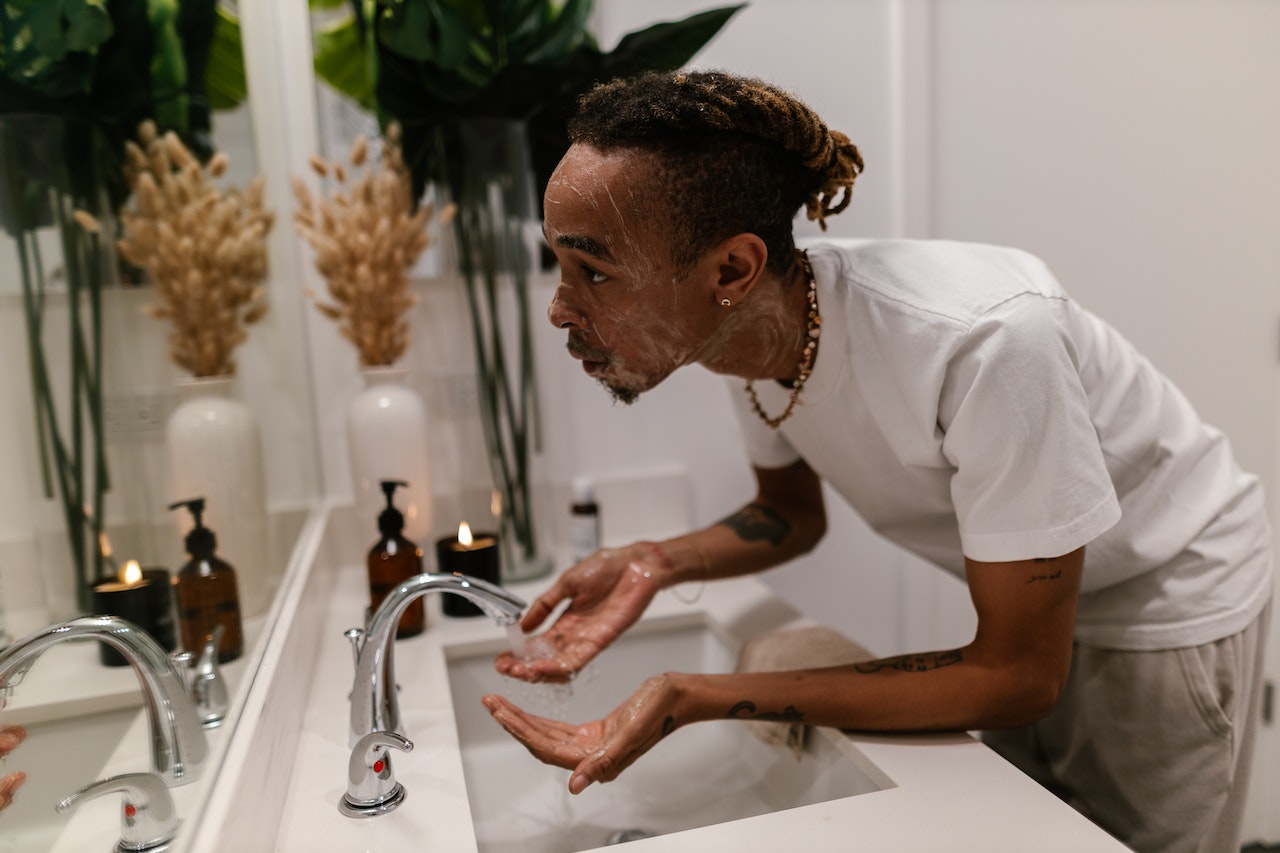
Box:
[0,706,140,853]
[445,613,891,852]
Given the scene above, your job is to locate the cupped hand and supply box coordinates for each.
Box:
[0,725,27,811]
[482,675,680,794]
[495,543,667,682]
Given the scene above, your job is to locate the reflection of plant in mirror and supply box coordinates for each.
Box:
[119,121,273,377]
[291,124,452,368]
[0,0,255,611]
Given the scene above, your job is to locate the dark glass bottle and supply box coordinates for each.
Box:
[170,498,244,663]
[368,480,425,639]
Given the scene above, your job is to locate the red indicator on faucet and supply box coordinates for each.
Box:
[124,804,137,818]
[373,760,385,774]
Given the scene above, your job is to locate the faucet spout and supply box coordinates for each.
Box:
[348,572,525,747]
[0,616,209,786]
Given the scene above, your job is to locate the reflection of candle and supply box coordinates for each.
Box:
[436,522,501,618]
[92,561,177,667]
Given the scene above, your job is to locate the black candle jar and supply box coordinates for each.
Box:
[92,567,177,667]
[436,530,501,618]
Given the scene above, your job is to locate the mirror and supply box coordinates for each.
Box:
[0,2,321,849]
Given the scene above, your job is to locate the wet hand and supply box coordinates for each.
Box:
[495,544,666,682]
[482,675,680,794]
[0,725,27,811]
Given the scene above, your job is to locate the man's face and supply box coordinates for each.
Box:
[543,144,714,404]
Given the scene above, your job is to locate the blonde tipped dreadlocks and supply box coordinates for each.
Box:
[569,70,864,275]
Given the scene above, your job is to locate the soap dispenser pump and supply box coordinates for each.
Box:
[367,480,425,638]
[169,497,244,663]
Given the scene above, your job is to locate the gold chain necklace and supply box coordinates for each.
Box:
[744,251,820,429]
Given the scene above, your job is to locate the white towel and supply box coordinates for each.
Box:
[734,623,875,759]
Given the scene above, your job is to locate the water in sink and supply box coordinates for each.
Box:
[446,613,890,852]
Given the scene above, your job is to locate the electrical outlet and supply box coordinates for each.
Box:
[104,391,173,435]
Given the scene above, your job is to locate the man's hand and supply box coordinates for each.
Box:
[0,725,27,811]
[482,675,681,794]
[495,543,668,682]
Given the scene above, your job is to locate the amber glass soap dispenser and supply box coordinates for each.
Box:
[170,498,244,663]
[368,480,425,638]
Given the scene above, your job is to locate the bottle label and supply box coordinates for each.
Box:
[569,514,600,563]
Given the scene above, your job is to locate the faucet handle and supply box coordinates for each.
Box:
[339,730,413,818]
[57,771,179,852]
[191,625,228,728]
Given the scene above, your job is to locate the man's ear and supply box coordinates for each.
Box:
[712,233,768,307]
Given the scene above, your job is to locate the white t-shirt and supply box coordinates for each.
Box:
[729,239,1272,650]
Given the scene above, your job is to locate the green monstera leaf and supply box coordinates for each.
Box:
[310,0,745,205]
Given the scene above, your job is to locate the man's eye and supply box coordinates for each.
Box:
[582,265,607,284]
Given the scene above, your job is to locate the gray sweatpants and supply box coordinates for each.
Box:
[983,604,1269,853]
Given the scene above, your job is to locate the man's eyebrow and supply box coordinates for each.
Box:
[550,232,614,262]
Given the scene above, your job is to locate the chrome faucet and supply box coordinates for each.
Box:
[0,616,209,786]
[346,573,525,747]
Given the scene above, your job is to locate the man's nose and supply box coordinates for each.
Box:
[547,285,584,329]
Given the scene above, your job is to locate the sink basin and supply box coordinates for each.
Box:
[445,613,892,852]
[0,706,139,853]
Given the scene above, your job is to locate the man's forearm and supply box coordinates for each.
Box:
[666,644,1058,735]
[653,498,825,588]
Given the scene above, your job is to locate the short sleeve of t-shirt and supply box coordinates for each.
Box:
[939,293,1121,562]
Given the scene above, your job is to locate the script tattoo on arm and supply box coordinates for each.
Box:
[717,502,790,547]
[726,701,805,723]
[1028,554,1064,583]
[854,649,963,674]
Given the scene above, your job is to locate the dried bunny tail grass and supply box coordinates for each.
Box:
[208,152,230,178]
[72,209,101,234]
[291,125,448,366]
[122,122,274,376]
[350,135,368,167]
[309,154,330,177]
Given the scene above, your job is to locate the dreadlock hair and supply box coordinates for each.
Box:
[567,70,864,277]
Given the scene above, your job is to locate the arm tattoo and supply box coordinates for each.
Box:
[854,649,963,674]
[717,502,790,546]
[1027,568,1063,583]
[726,700,805,723]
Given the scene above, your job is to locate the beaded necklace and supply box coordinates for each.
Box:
[744,250,820,429]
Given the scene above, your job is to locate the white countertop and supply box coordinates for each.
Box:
[271,561,1133,853]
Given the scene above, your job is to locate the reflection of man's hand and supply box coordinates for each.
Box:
[0,725,27,811]
[0,770,25,811]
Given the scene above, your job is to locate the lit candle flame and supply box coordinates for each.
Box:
[458,521,473,548]
[119,560,143,585]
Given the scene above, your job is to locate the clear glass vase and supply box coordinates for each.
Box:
[1,115,119,619]
[435,119,552,583]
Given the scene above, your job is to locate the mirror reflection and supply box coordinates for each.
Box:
[0,2,319,849]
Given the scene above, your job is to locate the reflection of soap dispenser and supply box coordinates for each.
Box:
[169,498,244,663]
[368,480,425,639]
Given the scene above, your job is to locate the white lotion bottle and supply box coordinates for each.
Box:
[569,477,601,564]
